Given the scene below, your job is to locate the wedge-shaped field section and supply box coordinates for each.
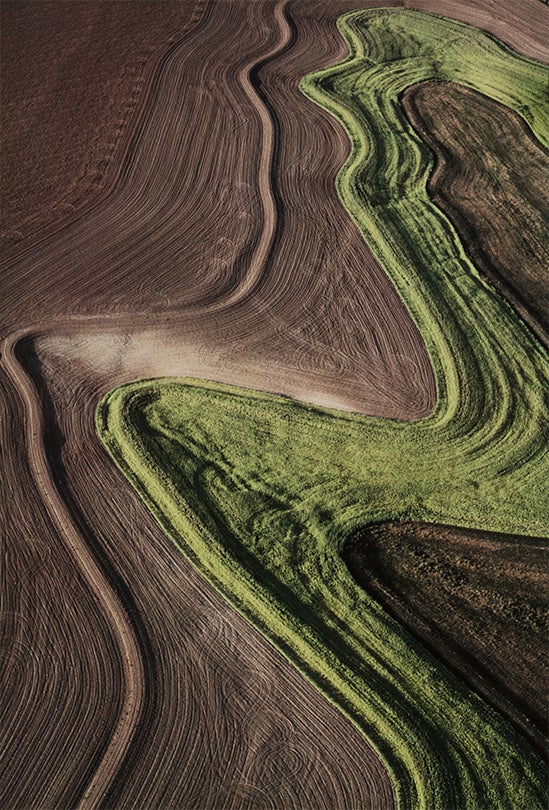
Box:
[98,10,549,810]
[343,520,548,756]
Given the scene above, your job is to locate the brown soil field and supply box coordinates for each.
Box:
[1,0,199,255]
[343,522,549,758]
[2,328,395,809]
[402,81,549,346]
[1,0,547,806]
[2,0,434,419]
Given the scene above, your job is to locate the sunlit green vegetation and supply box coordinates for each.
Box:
[98,10,548,809]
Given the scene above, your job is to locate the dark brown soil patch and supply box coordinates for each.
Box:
[343,521,549,756]
[402,81,549,345]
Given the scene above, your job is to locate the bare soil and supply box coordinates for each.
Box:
[1,1,411,806]
[1,0,199,254]
[2,328,395,809]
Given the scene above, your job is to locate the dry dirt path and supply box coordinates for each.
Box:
[2,0,547,806]
[2,331,144,808]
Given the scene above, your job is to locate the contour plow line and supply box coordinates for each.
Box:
[224,0,292,306]
[98,10,549,810]
[3,328,145,810]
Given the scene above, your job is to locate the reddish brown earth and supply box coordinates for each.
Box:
[402,81,549,345]
[1,0,199,255]
[1,0,547,806]
[343,522,548,758]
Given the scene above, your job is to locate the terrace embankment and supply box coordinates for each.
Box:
[402,81,549,345]
[343,521,548,757]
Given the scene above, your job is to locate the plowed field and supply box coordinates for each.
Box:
[1,0,547,807]
[402,80,548,345]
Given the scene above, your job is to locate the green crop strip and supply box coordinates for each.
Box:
[97,10,549,810]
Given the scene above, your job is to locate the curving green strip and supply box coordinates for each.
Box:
[97,10,549,810]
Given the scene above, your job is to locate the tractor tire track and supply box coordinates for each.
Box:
[2,331,144,809]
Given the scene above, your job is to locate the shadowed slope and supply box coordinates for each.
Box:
[0,368,124,809]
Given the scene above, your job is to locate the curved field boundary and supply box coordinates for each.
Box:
[98,10,549,810]
[300,7,548,435]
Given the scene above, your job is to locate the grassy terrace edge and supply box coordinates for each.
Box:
[97,10,549,810]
